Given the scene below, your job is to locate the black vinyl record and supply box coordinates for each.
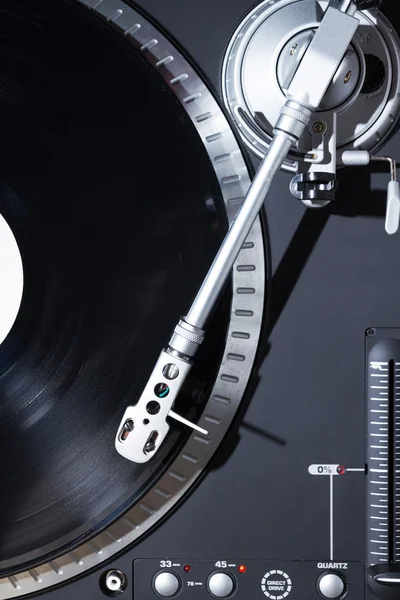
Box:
[0,0,229,573]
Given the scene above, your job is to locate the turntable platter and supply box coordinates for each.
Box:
[0,0,231,573]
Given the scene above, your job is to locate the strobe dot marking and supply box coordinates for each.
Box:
[261,570,292,599]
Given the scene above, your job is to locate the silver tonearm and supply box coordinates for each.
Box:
[115,1,388,463]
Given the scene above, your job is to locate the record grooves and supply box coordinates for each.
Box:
[0,0,398,598]
[0,0,230,574]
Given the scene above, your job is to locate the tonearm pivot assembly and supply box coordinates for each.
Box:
[116,0,400,463]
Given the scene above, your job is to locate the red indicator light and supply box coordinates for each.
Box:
[337,465,346,476]
[184,565,191,573]
[238,565,247,574]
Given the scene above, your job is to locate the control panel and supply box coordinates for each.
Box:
[133,559,364,599]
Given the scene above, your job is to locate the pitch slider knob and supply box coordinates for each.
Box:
[368,565,400,600]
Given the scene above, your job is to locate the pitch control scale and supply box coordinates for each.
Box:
[367,329,400,598]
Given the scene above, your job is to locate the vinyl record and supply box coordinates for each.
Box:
[0,0,230,573]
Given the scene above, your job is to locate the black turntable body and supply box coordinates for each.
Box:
[1,0,400,599]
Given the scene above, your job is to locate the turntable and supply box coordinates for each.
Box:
[0,0,400,599]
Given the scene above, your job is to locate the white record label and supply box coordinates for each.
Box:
[0,214,23,346]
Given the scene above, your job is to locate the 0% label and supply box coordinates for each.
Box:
[308,464,341,476]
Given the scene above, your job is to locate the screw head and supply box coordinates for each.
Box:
[367,328,376,337]
[344,70,352,84]
[312,121,326,134]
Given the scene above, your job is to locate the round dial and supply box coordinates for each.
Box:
[222,0,400,169]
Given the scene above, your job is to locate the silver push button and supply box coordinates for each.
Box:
[153,572,180,597]
[207,572,235,598]
[318,572,345,599]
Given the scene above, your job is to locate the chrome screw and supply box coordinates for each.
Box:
[312,121,326,134]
